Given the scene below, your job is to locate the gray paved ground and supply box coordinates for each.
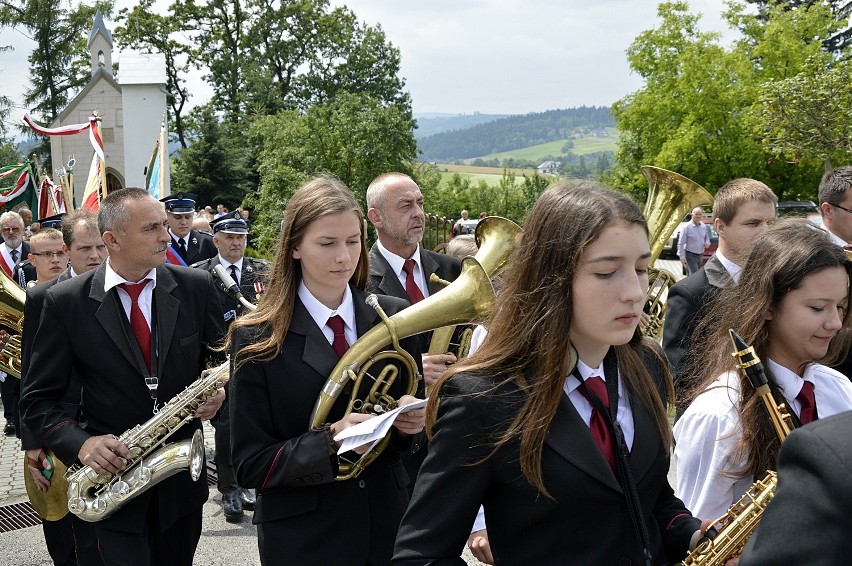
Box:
[0,259,684,565]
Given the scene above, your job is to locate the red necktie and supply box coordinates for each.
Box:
[119,281,152,373]
[797,380,817,425]
[578,376,617,474]
[327,315,350,358]
[402,259,425,304]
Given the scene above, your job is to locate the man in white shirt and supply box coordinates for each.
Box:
[677,207,711,275]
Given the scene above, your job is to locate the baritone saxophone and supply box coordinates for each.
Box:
[680,330,794,565]
[66,361,229,522]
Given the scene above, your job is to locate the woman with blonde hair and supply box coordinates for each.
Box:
[228,175,425,565]
[394,183,702,565]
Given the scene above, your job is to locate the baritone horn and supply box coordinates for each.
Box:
[310,256,497,480]
[427,216,522,358]
[640,166,713,339]
[0,264,26,378]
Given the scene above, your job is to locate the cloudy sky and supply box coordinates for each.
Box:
[1,0,736,129]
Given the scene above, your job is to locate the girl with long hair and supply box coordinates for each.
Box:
[674,219,852,521]
[227,176,425,565]
[393,183,702,565]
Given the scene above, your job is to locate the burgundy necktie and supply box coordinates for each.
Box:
[402,259,425,304]
[119,281,151,373]
[578,376,617,474]
[327,315,349,358]
[797,380,817,425]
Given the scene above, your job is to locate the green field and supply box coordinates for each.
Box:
[473,127,619,162]
[436,163,539,188]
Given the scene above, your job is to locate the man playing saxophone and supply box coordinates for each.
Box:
[21,211,107,566]
[20,188,226,566]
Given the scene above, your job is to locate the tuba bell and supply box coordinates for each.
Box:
[640,166,713,340]
[0,264,25,378]
[310,256,497,480]
[427,216,522,358]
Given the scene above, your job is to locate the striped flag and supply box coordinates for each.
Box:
[145,117,168,199]
[23,112,107,211]
[0,162,39,212]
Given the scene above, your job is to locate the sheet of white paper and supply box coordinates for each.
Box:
[333,398,427,454]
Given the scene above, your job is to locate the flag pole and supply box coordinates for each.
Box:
[94,115,107,200]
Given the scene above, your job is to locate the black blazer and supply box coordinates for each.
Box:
[662,255,734,411]
[191,255,269,323]
[172,229,217,265]
[19,263,225,533]
[740,411,852,566]
[368,244,462,301]
[230,286,422,566]
[19,269,77,449]
[393,346,700,565]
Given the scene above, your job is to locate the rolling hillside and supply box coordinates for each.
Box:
[417,106,615,161]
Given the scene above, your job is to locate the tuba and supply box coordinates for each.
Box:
[640,166,713,340]
[0,265,25,378]
[680,330,795,565]
[66,361,229,522]
[427,216,522,358]
[310,256,497,480]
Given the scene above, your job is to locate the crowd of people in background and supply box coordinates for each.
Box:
[2,167,852,566]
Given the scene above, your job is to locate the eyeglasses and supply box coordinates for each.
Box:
[31,251,67,259]
[2,227,22,233]
[831,203,852,214]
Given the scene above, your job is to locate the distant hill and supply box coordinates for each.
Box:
[413,112,509,139]
[417,107,615,162]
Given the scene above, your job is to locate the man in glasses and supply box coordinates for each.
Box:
[818,166,852,248]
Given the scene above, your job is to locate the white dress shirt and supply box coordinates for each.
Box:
[168,229,189,250]
[375,240,430,298]
[218,256,244,283]
[713,250,742,283]
[674,360,852,520]
[297,282,357,347]
[103,259,157,329]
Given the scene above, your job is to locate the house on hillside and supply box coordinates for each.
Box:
[537,161,561,174]
[48,10,169,204]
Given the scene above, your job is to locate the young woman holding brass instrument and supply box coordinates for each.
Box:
[393,183,703,565]
[226,176,425,565]
[675,220,852,522]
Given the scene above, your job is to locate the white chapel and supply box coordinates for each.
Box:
[48,10,168,204]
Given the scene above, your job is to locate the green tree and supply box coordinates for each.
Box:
[114,0,193,147]
[176,0,410,121]
[746,1,852,53]
[611,1,833,201]
[246,92,417,252]
[0,0,113,155]
[170,104,254,210]
[755,58,852,172]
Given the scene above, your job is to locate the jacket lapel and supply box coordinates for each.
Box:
[91,264,142,372]
[291,298,339,380]
[420,250,443,295]
[369,245,407,299]
[545,394,623,493]
[154,266,179,379]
